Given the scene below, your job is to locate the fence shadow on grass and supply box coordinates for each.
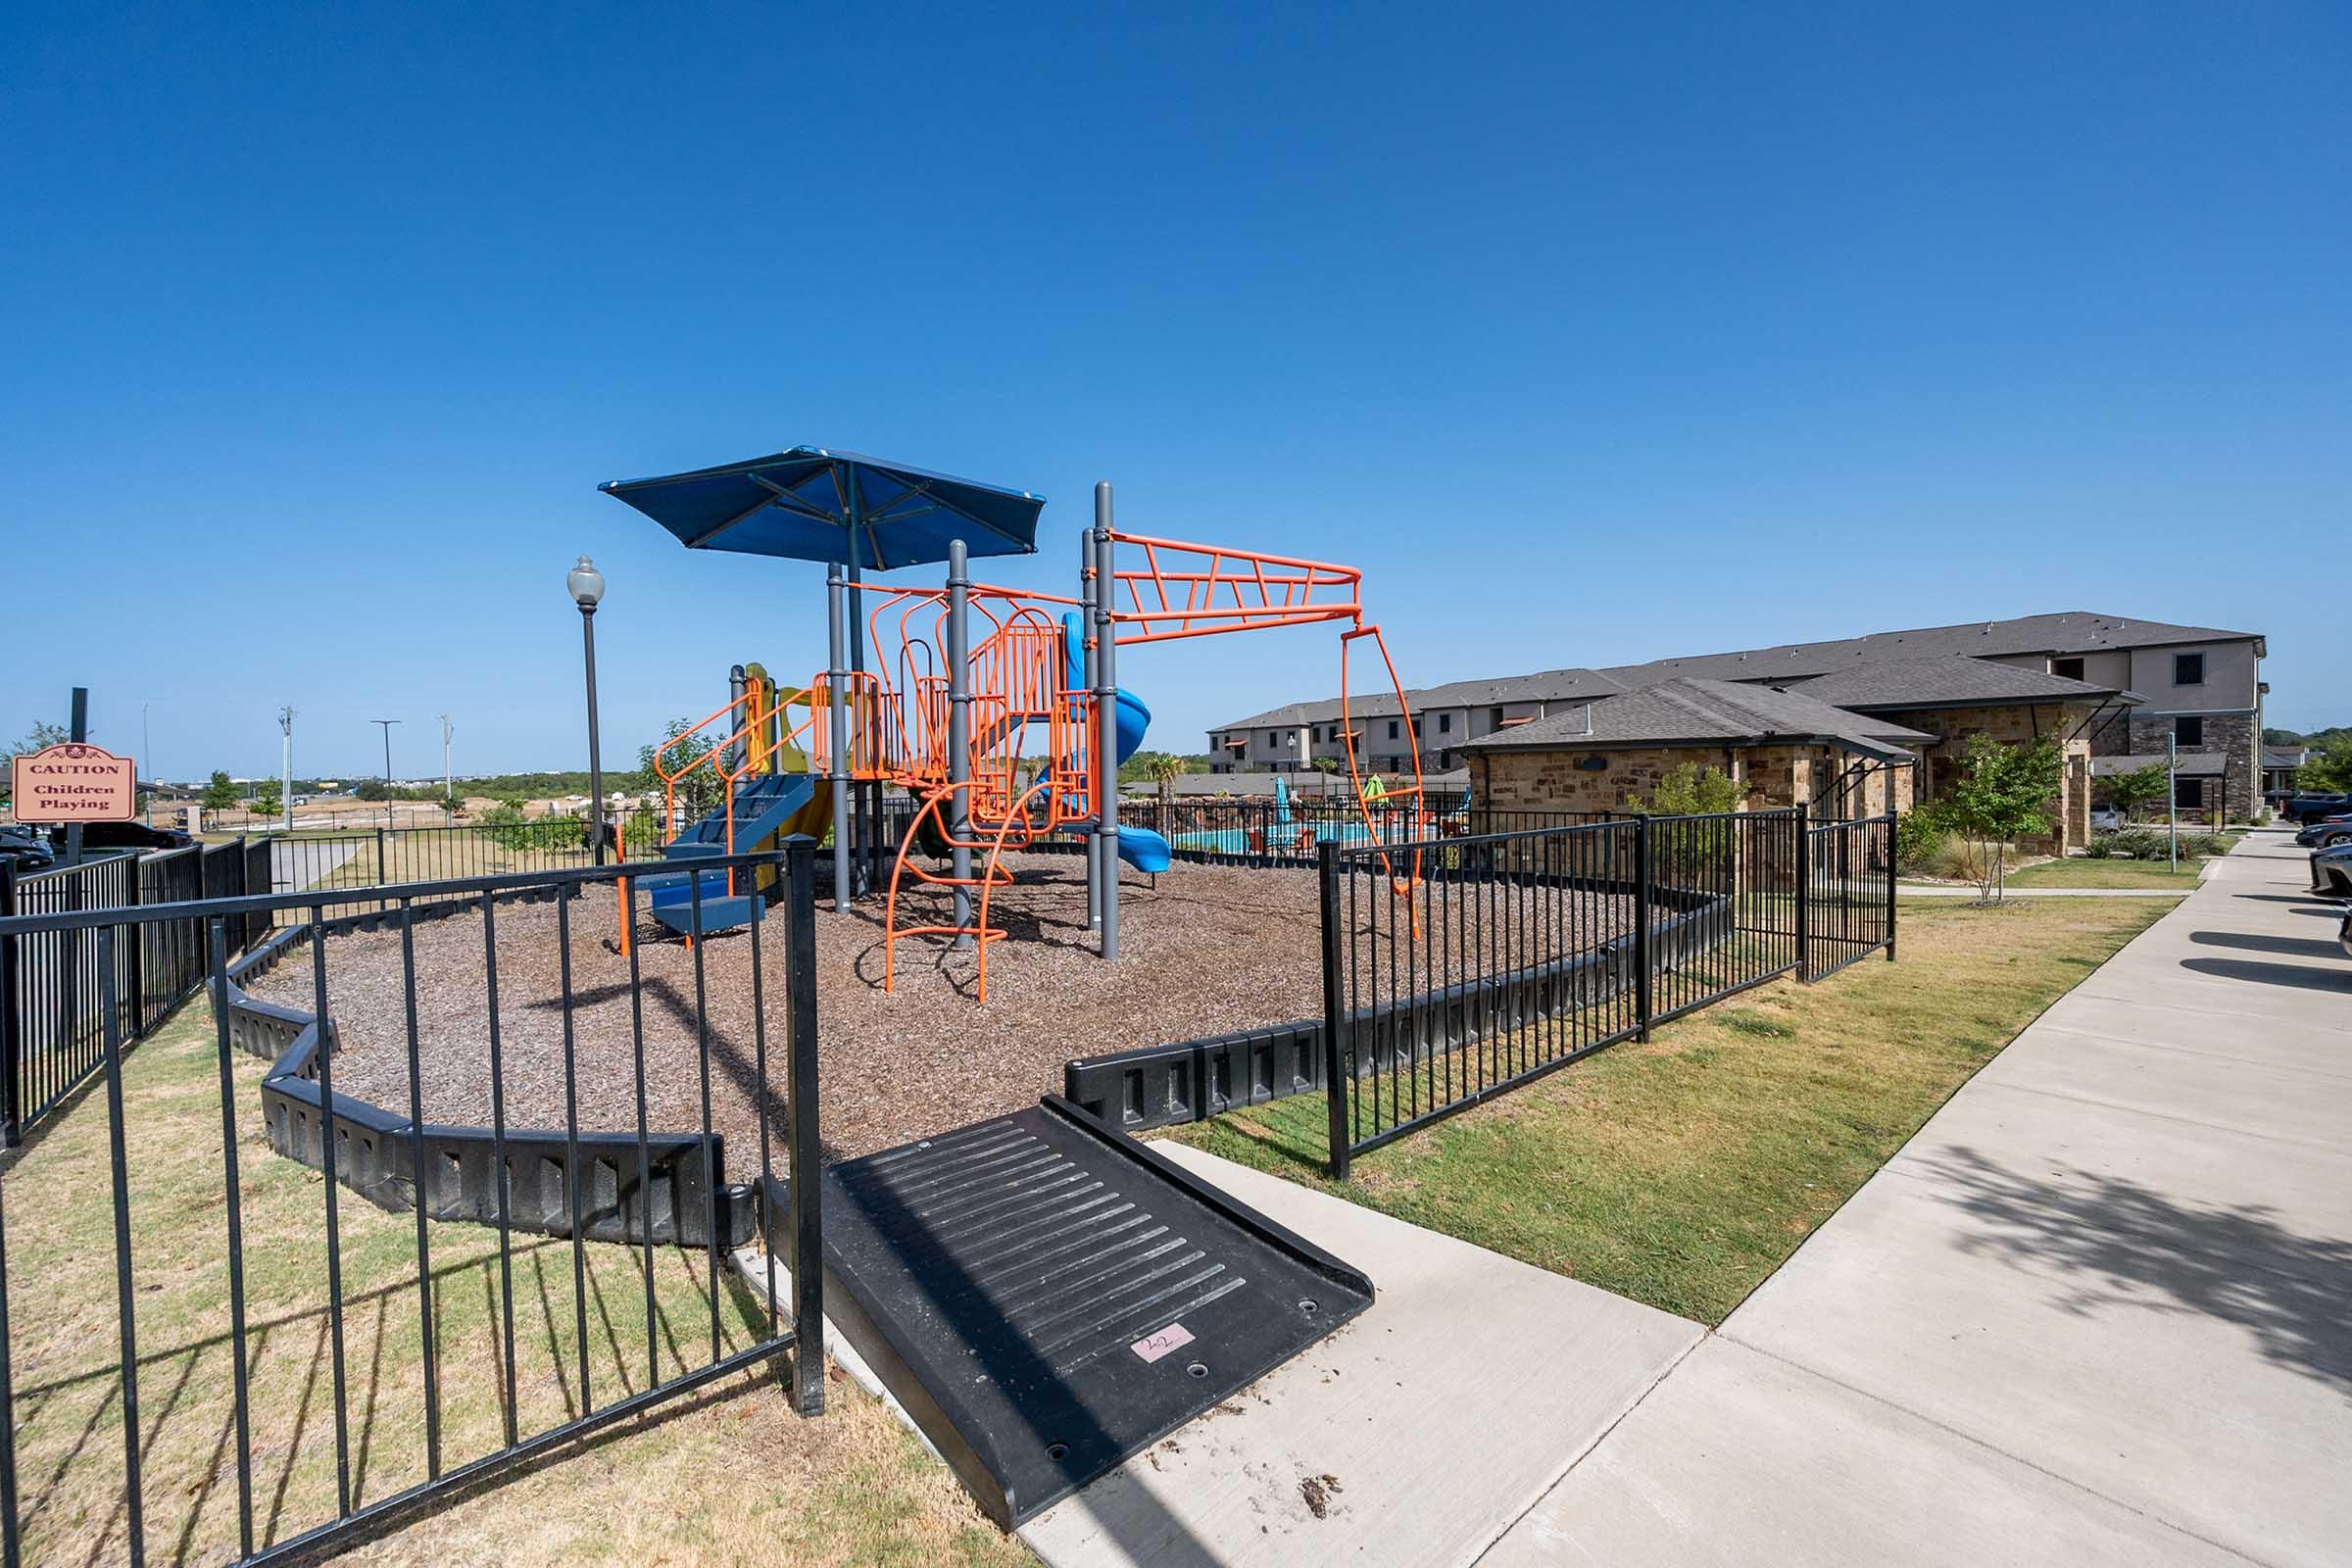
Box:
[1922,1145,2352,1398]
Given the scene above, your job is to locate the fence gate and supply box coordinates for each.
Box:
[0,844,824,1566]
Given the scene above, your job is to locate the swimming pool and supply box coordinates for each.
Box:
[1169,820,1421,856]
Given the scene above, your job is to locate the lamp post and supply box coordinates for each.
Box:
[568,555,608,865]
[371,717,399,829]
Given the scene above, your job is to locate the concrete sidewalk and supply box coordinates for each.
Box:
[1485,829,2351,1567]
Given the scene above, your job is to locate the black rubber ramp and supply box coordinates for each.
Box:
[819,1097,1374,1527]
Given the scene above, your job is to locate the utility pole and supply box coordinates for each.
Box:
[372,717,400,829]
[142,701,152,824]
[439,713,454,811]
[278,707,297,832]
[2167,731,2179,873]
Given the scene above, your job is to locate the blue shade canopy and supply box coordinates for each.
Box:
[599,447,1044,570]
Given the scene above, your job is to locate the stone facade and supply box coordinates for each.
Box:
[1867,701,2097,853]
[1471,743,1913,820]
[2089,709,2260,822]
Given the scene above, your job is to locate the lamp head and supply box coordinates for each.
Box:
[567,555,606,611]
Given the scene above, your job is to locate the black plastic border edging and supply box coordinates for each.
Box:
[1065,883,1737,1133]
[220,897,754,1250]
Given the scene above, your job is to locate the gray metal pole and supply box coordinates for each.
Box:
[826,566,853,911]
[2167,732,2179,872]
[947,540,974,949]
[584,614,607,864]
[847,553,868,895]
[63,688,87,866]
[1096,483,1121,960]
[279,706,295,834]
[1080,529,1102,931]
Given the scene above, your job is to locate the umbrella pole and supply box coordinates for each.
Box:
[946,542,974,948]
[827,564,853,911]
[848,553,867,895]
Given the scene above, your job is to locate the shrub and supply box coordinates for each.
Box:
[2083,834,2114,858]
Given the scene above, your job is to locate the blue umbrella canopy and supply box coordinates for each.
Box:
[599,447,1044,570]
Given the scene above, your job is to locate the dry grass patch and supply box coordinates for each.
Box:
[0,998,1026,1567]
[1167,897,2167,1325]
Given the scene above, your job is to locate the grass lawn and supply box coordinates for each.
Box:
[1165,896,2166,1326]
[0,997,1025,1568]
[2000,857,2209,890]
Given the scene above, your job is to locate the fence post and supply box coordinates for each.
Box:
[1,861,19,1148]
[1317,840,1351,1181]
[122,852,146,1037]
[781,839,826,1416]
[1793,802,1811,983]
[1633,814,1652,1041]
[1884,811,1898,962]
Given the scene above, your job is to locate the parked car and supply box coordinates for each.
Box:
[2340,906,2352,960]
[2087,808,2128,832]
[47,819,195,853]
[2282,792,2352,825]
[2312,843,2352,899]
[2295,815,2352,850]
[0,824,57,872]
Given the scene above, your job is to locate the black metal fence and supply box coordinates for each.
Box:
[1801,813,1896,981]
[1319,807,1894,1176]
[1,840,274,1147]
[1114,795,1612,869]
[0,844,825,1566]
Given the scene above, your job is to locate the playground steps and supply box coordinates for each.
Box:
[642,772,820,938]
[811,1097,1373,1528]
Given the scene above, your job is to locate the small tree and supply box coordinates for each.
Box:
[2101,761,2170,823]
[1623,761,1746,816]
[2299,734,2352,794]
[638,718,726,821]
[1940,735,2064,903]
[202,770,240,815]
[251,777,283,821]
[1145,754,1182,821]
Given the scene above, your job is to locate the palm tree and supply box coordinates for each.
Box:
[1146,754,1182,826]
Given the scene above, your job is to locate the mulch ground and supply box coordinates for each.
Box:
[252,854,1639,1161]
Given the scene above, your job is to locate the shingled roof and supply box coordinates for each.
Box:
[1214,610,2248,731]
[1779,655,2132,710]
[1464,678,1932,760]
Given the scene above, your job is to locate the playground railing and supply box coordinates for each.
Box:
[1317,807,1893,1177]
[0,844,827,1566]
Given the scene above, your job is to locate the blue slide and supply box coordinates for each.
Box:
[1061,615,1172,874]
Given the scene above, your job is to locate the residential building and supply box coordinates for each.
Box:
[1209,611,2266,834]
[1464,678,1924,821]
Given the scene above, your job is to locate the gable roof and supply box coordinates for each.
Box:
[1779,655,2132,710]
[1213,667,1624,732]
[1597,611,2258,687]
[1464,678,1932,760]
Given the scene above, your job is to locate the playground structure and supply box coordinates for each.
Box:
[604,449,1433,998]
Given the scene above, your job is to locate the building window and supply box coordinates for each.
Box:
[2175,652,2205,686]
[1490,707,1504,728]
[2175,715,2204,747]
[1387,720,1399,740]
[2174,776,2201,808]
[1439,712,1452,734]
[2051,657,2084,681]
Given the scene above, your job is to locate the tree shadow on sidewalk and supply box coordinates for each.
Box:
[1919,1146,2352,1400]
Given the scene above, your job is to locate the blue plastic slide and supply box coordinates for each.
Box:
[1058,613,1174,873]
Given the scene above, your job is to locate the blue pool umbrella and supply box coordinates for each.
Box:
[599,446,1044,569]
[601,446,1046,910]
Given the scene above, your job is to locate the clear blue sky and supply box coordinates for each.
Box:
[4,2,2344,780]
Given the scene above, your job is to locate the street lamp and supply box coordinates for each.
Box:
[568,555,608,865]
[371,717,400,828]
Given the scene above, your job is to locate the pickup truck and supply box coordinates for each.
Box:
[2282,793,2352,825]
